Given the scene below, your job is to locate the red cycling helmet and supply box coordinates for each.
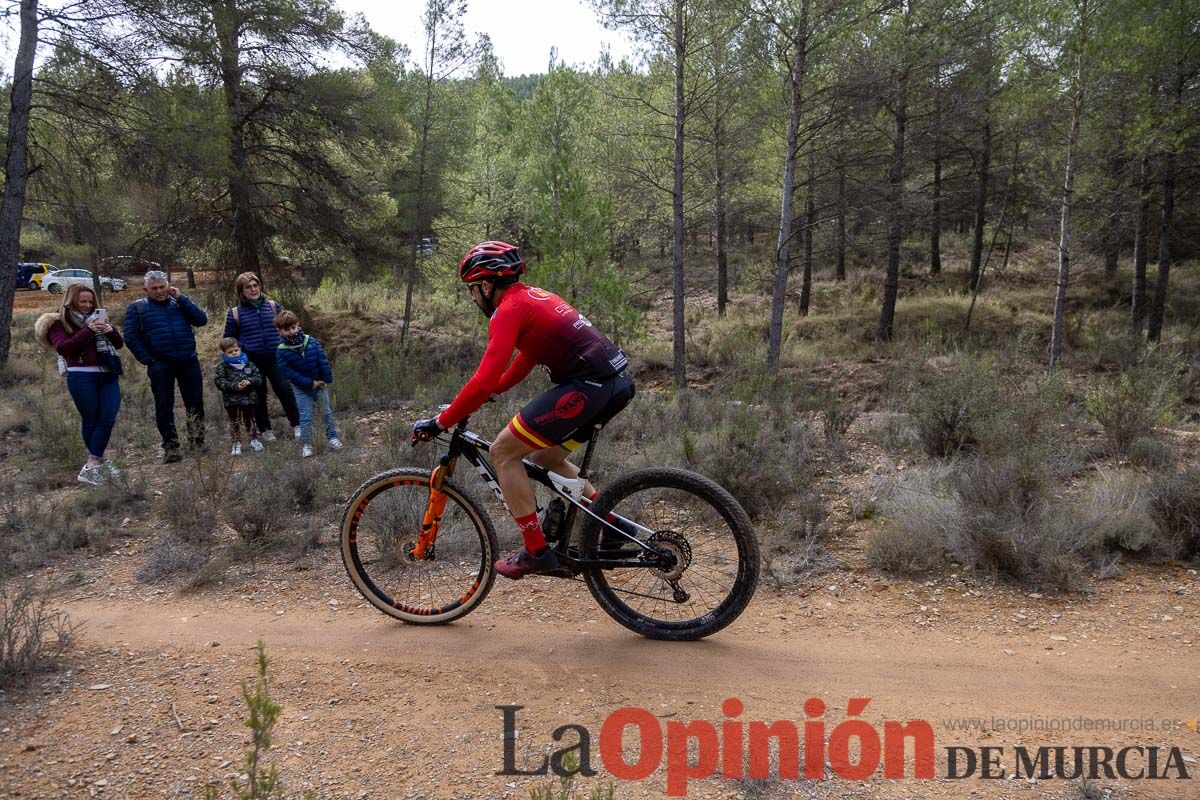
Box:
[459,241,526,283]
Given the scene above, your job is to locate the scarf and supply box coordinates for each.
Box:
[222,352,249,368]
[70,309,122,373]
[282,328,306,347]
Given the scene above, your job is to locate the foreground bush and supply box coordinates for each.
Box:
[0,578,77,690]
[204,641,317,800]
[1085,356,1179,456]
[906,356,1005,458]
[1147,467,1200,561]
[869,460,1200,589]
[948,458,1095,590]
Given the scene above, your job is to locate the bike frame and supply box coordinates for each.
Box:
[425,416,667,574]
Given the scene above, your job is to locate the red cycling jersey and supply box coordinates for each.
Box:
[437,283,628,429]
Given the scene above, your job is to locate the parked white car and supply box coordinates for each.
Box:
[42,269,128,294]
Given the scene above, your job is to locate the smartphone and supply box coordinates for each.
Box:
[92,309,108,324]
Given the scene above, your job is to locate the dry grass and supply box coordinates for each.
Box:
[0,578,78,690]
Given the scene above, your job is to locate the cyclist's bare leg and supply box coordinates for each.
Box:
[528,447,597,498]
[490,427,539,518]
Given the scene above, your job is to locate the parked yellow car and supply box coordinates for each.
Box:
[16,262,54,289]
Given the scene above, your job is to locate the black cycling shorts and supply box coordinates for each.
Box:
[507,371,635,451]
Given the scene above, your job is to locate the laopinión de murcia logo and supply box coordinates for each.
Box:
[497,699,1195,796]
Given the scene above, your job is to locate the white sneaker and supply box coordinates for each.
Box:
[231,442,243,457]
[77,466,103,486]
[261,430,278,443]
[293,426,302,439]
[329,437,343,450]
[249,439,264,452]
[301,444,314,458]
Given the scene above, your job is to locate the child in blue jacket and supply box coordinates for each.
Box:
[274,311,341,458]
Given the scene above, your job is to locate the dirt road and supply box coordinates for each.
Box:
[2,557,1195,800]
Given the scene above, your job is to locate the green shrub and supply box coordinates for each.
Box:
[136,535,209,584]
[27,401,84,471]
[760,493,834,590]
[529,751,614,800]
[1146,467,1200,561]
[866,466,955,575]
[1074,470,1159,554]
[819,386,861,450]
[0,483,142,575]
[948,458,1095,591]
[907,355,1005,458]
[0,578,77,690]
[160,479,221,544]
[226,475,277,542]
[1085,357,1179,456]
[203,641,317,800]
[1128,437,1176,470]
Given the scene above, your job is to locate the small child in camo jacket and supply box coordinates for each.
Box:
[214,337,264,456]
[274,311,342,458]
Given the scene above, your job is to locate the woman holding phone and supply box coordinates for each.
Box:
[35,284,125,485]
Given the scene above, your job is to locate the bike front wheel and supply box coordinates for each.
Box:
[340,468,498,624]
[581,467,760,641]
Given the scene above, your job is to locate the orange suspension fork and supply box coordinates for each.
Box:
[412,457,454,559]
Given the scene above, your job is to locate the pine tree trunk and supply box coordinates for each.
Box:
[835,156,846,282]
[877,73,907,342]
[930,69,943,275]
[967,114,991,293]
[1130,148,1151,334]
[401,24,439,346]
[0,0,39,368]
[671,0,687,389]
[213,0,262,278]
[799,150,815,316]
[767,0,808,370]
[1148,152,1176,342]
[1147,69,1183,343]
[1103,138,1124,278]
[714,100,729,317]
[1049,65,1085,369]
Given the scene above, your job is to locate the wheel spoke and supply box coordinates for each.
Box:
[587,477,757,635]
[341,470,496,623]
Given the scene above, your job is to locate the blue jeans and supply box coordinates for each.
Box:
[148,357,205,450]
[293,386,338,446]
[66,371,122,459]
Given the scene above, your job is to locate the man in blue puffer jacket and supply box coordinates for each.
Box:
[123,270,208,462]
[274,310,341,458]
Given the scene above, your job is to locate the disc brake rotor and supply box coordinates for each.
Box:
[396,537,434,565]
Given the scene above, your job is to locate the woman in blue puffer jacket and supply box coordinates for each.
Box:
[223,272,301,442]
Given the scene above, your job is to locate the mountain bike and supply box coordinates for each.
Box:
[339,413,760,640]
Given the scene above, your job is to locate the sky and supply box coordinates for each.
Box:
[335,0,638,76]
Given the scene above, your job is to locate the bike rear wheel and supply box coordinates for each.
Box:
[340,468,498,624]
[581,467,759,640]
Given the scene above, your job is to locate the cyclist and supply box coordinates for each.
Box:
[412,241,635,579]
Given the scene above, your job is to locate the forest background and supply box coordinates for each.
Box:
[1,0,1199,602]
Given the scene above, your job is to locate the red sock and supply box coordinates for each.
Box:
[514,512,547,553]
